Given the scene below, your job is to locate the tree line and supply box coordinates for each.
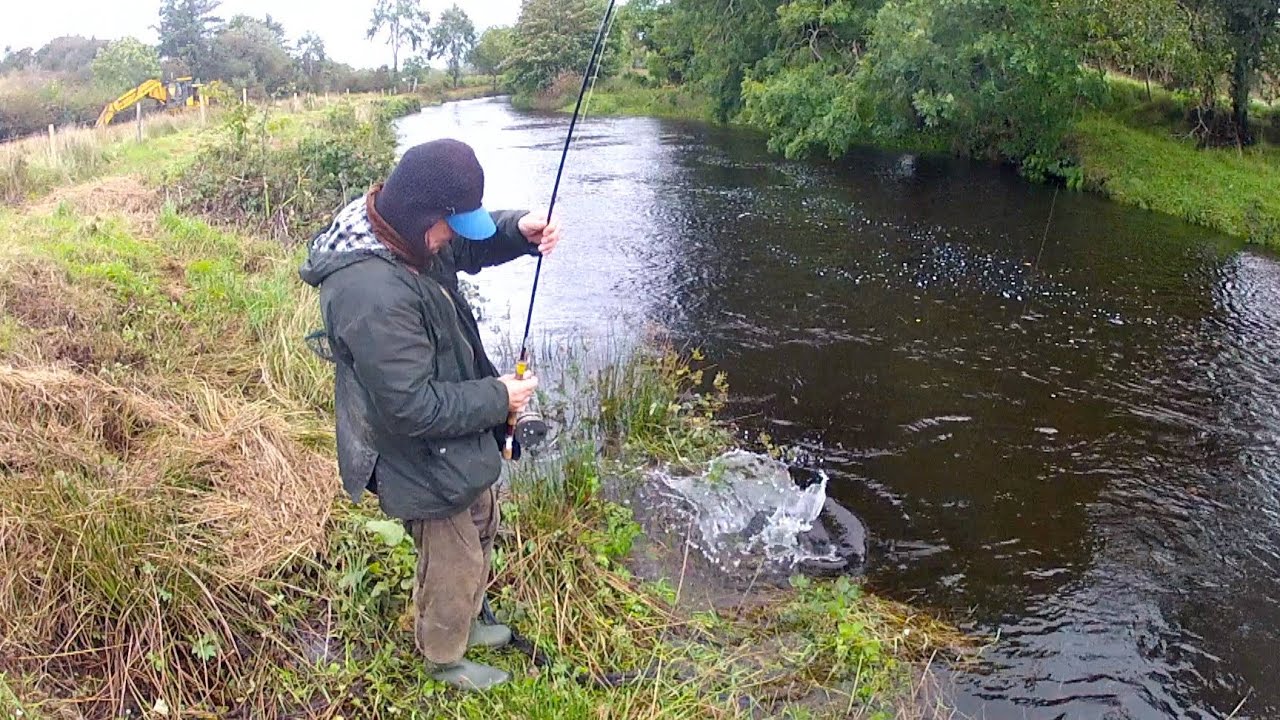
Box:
[0,0,501,140]
[487,0,1279,174]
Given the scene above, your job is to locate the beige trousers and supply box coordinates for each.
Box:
[406,486,499,665]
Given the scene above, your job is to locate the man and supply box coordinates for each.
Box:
[299,139,559,691]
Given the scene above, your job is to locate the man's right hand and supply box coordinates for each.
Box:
[499,373,539,414]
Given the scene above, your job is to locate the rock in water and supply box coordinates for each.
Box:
[654,450,842,576]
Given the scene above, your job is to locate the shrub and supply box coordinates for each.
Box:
[172,102,398,238]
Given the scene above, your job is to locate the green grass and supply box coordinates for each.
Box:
[1073,114,1280,246]
[579,82,715,122]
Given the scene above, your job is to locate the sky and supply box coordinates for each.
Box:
[2,0,523,69]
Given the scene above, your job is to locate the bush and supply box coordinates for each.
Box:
[172,102,399,238]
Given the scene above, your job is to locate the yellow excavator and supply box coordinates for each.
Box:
[95,76,205,128]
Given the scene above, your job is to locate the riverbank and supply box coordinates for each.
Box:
[0,96,968,718]
[563,80,1280,248]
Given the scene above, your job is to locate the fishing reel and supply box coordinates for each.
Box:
[510,404,550,461]
[503,360,551,461]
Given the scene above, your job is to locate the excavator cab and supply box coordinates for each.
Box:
[166,77,204,109]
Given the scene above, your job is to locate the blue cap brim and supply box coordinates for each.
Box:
[447,207,497,240]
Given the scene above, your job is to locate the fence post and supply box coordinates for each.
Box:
[48,124,56,162]
[200,97,207,125]
[135,103,143,142]
[242,88,248,106]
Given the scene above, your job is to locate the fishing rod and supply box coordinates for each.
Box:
[503,0,620,460]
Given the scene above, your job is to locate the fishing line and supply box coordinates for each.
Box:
[1019,185,1059,323]
[503,0,620,460]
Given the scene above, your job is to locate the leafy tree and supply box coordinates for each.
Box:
[1183,0,1280,142]
[646,0,784,119]
[0,47,36,74]
[91,38,162,90]
[157,0,224,79]
[742,0,1096,175]
[507,0,608,93]
[470,26,514,90]
[210,15,295,94]
[296,32,329,91]
[428,5,477,88]
[34,36,109,76]
[367,0,431,80]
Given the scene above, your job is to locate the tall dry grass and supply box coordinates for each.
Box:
[0,189,338,717]
[1,112,200,205]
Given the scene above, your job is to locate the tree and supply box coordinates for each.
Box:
[640,0,784,119]
[0,47,35,74]
[470,26,515,90]
[92,38,162,90]
[296,32,329,91]
[428,4,477,89]
[367,0,431,81]
[741,0,1096,173]
[1184,0,1280,142]
[157,0,223,78]
[34,36,109,77]
[210,15,296,94]
[507,0,607,93]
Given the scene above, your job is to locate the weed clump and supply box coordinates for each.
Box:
[171,98,423,238]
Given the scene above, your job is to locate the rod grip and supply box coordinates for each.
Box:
[502,360,528,460]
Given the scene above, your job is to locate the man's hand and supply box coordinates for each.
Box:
[517,212,561,256]
[498,373,539,413]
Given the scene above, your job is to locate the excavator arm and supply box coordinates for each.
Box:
[95,79,169,128]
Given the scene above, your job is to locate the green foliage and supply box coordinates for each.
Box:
[658,0,785,120]
[367,0,431,77]
[470,26,515,85]
[744,0,1098,172]
[507,0,609,94]
[429,5,478,90]
[34,36,108,77]
[294,32,329,93]
[210,15,296,95]
[1068,0,1209,95]
[91,38,162,91]
[157,0,224,79]
[595,345,732,468]
[173,102,398,236]
[1193,0,1280,140]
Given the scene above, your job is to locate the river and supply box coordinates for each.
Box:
[396,97,1280,720]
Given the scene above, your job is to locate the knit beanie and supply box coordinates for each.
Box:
[374,139,488,247]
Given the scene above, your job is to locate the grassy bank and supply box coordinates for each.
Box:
[1071,77,1280,245]
[514,77,714,122]
[570,78,1280,248]
[0,97,967,718]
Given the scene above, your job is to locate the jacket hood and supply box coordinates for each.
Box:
[300,197,395,287]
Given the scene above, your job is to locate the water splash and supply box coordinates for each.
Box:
[653,450,839,575]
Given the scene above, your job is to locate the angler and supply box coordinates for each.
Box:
[299,140,560,691]
[302,0,616,694]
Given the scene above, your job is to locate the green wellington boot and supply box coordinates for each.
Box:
[431,659,511,691]
[468,620,512,649]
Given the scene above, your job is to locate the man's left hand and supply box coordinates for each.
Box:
[518,212,561,256]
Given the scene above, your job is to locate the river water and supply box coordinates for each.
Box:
[396,97,1280,719]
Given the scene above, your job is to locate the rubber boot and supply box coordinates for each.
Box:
[468,620,512,649]
[431,659,511,691]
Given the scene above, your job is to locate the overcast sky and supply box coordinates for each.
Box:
[3,0,524,69]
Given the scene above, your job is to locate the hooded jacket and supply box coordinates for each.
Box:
[300,197,538,520]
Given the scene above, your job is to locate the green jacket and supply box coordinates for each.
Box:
[300,197,537,520]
